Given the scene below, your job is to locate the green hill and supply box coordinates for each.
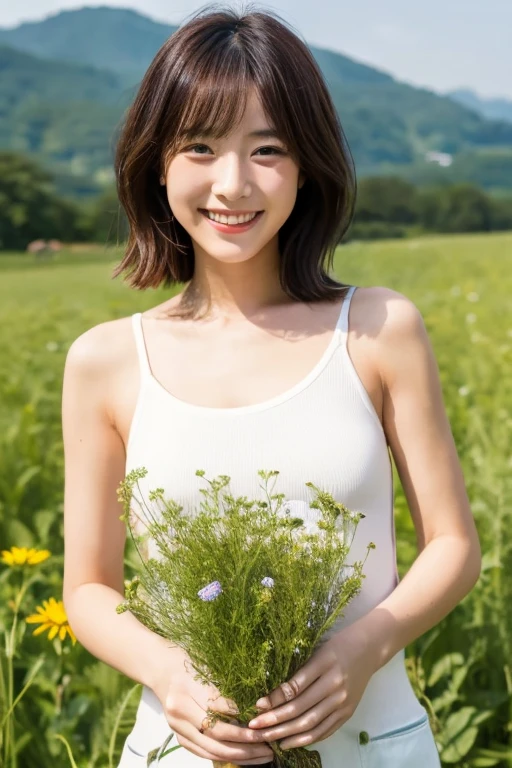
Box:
[0,7,177,88]
[447,88,512,125]
[1,7,511,197]
[0,45,133,186]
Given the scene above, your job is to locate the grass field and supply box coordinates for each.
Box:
[0,232,511,767]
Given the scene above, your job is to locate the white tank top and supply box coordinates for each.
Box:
[123,285,426,755]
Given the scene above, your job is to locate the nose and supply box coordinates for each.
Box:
[211,153,251,199]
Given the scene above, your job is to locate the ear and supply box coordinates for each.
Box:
[298,171,306,189]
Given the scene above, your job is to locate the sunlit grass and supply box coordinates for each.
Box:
[0,231,511,766]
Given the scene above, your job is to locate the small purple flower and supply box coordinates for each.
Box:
[198,581,223,601]
[261,577,274,588]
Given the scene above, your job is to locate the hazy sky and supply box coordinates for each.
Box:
[2,0,511,99]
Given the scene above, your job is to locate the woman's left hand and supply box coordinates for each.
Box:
[247,626,377,750]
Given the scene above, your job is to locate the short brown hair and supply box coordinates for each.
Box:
[113,2,356,304]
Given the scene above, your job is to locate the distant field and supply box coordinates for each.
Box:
[0,231,511,767]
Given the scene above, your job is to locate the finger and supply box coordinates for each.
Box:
[203,730,274,762]
[179,708,274,761]
[167,698,273,761]
[177,732,274,765]
[256,679,300,712]
[255,692,340,742]
[197,732,274,763]
[206,720,273,744]
[175,732,220,761]
[250,676,332,728]
[178,721,275,763]
[191,698,270,744]
[279,710,343,750]
[256,653,331,712]
[191,683,240,717]
[207,690,240,717]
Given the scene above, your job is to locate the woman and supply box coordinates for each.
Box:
[61,5,481,767]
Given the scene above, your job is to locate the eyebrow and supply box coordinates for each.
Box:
[247,129,280,139]
[187,128,281,140]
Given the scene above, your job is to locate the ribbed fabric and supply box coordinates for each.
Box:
[120,285,432,766]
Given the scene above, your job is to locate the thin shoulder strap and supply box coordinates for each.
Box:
[131,313,152,380]
[339,285,357,336]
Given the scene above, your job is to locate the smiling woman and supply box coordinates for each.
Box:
[61,3,479,768]
[112,3,356,312]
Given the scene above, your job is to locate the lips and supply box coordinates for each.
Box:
[199,209,264,232]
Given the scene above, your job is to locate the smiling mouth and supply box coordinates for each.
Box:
[199,209,264,226]
[199,208,263,215]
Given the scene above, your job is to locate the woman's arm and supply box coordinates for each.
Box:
[345,288,481,669]
[246,287,482,748]
[61,322,187,692]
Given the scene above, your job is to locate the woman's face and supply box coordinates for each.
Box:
[162,88,304,266]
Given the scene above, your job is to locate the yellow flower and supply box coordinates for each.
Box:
[26,598,77,645]
[1,546,51,566]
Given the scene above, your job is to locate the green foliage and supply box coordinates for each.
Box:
[348,176,512,239]
[0,232,510,765]
[0,152,89,250]
[118,468,372,767]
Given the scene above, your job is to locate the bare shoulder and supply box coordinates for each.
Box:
[65,316,134,373]
[344,286,430,426]
[63,316,137,424]
[351,285,423,336]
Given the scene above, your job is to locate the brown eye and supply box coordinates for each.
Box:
[255,146,286,156]
[188,144,211,154]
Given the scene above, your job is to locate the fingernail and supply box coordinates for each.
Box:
[256,698,270,710]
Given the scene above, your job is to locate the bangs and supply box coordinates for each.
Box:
[159,39,294,169]
[114,7,356,297]
[172,75,252,149]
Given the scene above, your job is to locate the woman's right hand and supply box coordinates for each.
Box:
[152,648,275,765]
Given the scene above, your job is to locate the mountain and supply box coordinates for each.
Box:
[1,7,512,197]
[0,45,132,187]
[0,7,177,89]
[447,88,512,125]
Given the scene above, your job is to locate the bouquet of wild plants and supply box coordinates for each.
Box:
[117,468,374,768]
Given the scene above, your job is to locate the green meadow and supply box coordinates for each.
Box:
[0,231,511,767]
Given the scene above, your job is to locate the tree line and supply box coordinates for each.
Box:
[1,152,511,252]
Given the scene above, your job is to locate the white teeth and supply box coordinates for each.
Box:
[206,211,258,225]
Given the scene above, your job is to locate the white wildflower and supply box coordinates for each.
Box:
[466,292,479,302]
[458,386,470,397]
[450,286,461,297]
[466,313,477,324]
[46,341,58,352]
